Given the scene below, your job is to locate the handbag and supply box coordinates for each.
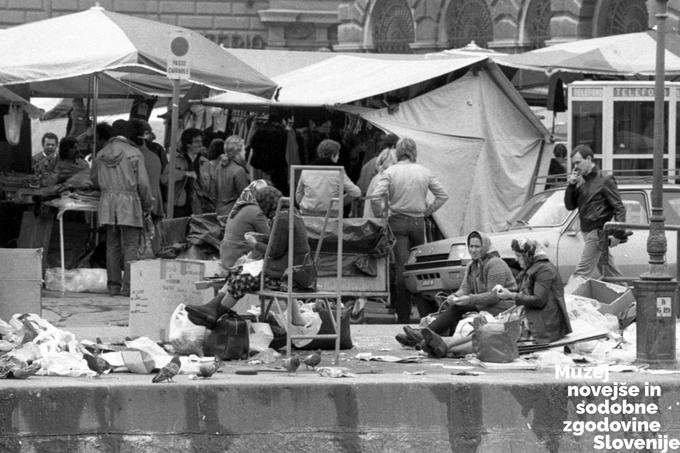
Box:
[282,253,317,290]
[472,306,524,363]
[203,310,250,360]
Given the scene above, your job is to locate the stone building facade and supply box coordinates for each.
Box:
[0,0,679,53]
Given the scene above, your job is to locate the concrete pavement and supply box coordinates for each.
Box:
[3,291,679,452]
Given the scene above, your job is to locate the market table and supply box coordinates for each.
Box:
[44,195,98,293]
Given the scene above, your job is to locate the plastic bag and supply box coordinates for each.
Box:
[45,267,107,293]
[168,304,206,356]
[472,307,524,363]
[248,321,274,353]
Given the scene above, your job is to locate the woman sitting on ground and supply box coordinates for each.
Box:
[419,238,573,357]
[188,185,312,327]
[494,238,572,344]
[397,230,517,355]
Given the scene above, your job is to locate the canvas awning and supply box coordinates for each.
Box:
[0,6,278,98]
[0,87,43,118]
[200,53,487,108]
[496,30,680,77]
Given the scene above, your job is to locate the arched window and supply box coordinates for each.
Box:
[445,0,493,49]
[598,0,648,36]
[371,0,415,53]
[524,0,551,49]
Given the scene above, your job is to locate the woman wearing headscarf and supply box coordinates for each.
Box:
[212,135,251,217]
[188,185,312,326]
[495,238,572,344]
[219,179,270,269]
[397,230,517,355]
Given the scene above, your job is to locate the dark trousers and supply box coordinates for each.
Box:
[427,304,479,335]
[106,224,142,293]
[389,214,425,323]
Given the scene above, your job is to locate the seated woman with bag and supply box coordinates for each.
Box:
[396,230,517,356]
[219,179,270,269]
[187,185,312,328]
[494,238,572,344]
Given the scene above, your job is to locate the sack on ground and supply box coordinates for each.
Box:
[203,311,249,360]
[472,307,524,363]
[168,304,206,356]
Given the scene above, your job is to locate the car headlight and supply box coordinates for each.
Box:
[449,244,469,261]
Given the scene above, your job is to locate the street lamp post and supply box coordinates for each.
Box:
[632,0,677,367]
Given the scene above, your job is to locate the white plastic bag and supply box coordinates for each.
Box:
[248,321,274,353]
[168,304,207,356]
[45,267,108,293]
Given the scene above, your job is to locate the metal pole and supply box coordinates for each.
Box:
[166,79,180,219]
[633,0,676,368]
[92,74,98,157]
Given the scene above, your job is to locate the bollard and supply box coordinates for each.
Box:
[632,279,677,367]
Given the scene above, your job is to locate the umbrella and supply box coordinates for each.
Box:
[0,5,278,98]
[497,30,680,77]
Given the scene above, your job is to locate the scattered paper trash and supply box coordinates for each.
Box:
[317,367,355,378]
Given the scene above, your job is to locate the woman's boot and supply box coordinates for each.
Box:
[186,293,227,329]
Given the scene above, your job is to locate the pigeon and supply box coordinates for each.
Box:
[196,359,222,379]
[152,355,181,383]
[83,348,112,377]
[282,356,300,374]
[301,351,321,370]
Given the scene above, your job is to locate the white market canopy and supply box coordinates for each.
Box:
[0,6,278,99]
[496,30,680,78]
[200,51,487,108]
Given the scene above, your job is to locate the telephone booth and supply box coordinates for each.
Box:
[568,81,680,177]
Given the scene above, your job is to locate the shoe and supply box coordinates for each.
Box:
[403,325,424,343]
[107,287,120,297]
[395,333,418,347]
[186,294,228,329]
[421,328,448,358]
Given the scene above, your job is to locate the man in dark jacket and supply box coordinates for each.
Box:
[564,145,626,281]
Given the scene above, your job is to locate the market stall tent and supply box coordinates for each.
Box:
[352,61,550,237]
[200,52,486,108]
[496,30,680,77]
[0,6,277,98]
[200,51,549,237]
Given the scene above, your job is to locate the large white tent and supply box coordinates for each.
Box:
[200,52,550,237]
[355,61,550,237]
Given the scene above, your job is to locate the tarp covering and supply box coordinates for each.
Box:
[200,53,486,108]
[357,62,550,237]
[0,6,278,98]
[497,30,680,77]
[0,87,43,118]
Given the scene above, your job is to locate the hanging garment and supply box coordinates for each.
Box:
[4,104,23,146]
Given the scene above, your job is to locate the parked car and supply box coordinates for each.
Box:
[403,184,680,302]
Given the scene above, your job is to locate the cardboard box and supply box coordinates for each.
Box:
[129,259,223,341]
[0,248,42,320]
[571,278,636,315]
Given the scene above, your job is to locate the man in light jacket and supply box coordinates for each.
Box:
[91,120,154,297]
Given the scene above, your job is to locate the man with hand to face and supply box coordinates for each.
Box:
[564,145,627,282]
[32,132,59,175]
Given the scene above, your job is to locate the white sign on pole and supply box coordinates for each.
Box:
[656,297,672,318]
[167,30,190,80]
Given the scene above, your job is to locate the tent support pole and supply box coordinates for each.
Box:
[92,73,99,156]
[166,79,180,219]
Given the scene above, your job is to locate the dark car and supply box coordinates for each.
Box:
[403,184,680,302]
